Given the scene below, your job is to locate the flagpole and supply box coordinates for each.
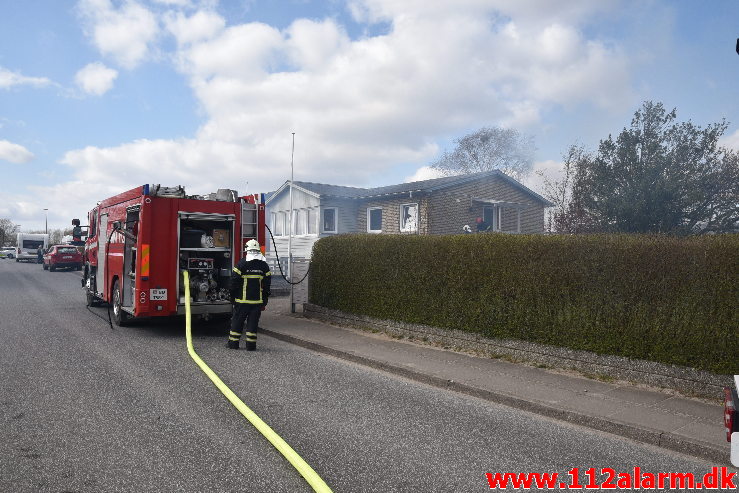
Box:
[288,132,295,313]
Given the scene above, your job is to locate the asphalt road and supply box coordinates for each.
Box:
[0,259,723,492]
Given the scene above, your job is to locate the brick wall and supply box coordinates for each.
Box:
[353,175,547,235]
[356,194,430,235]
[426,175,546,234]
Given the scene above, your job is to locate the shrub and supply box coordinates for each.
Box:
[310,233,738,374]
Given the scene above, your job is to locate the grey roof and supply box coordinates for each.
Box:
[291,181,367,198]
[363,170,498,197]
[272,170,552,206]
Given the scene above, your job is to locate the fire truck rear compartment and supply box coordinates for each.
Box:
[178,214,235,310]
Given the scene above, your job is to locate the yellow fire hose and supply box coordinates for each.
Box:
[183,271,333,493]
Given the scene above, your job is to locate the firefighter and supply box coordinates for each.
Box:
[227,239,271,350]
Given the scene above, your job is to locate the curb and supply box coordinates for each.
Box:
[302,304,731,400]
[261,328,728,465]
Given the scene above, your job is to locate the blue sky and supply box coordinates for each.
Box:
[1,0,738,231]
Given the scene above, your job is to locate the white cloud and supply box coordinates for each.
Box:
[404,166,444,183]
[164,9,224,46]
[52,0,635,207]
[151,0,191,6]
[180,22,283,80]
[0,140,35,164]
[78,0,159,69]
[285,18,350,71]
[719,129,739,152]
[0,67,53,89]
[0,181,106,231]
[521,159,564,197]
[75,62,118,95]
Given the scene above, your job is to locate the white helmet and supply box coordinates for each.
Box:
[245,239,260,252]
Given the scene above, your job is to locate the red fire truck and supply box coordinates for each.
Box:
[82,184,265,326]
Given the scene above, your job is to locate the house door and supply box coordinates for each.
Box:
[483,206,499,231]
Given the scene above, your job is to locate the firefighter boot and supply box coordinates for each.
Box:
[245,332,257,351]
[227,331,241,349]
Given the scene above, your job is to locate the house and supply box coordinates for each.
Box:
[265,170,553,258]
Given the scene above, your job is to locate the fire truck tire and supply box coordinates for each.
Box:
[112,279,131,326]
[49,264,56,272]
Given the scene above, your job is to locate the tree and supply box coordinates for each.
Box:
[0,218,20,246]
[48,228,73,245]
[553,101,738,234]
[50,228,64,245]
[538,144,589,233]
[431,127,536,181]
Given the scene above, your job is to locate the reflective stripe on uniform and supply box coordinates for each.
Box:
[233,267,242,275]
[245,332,256,337]
[235,274,264,304]
[228,336,240,342]
[229,331,241,337]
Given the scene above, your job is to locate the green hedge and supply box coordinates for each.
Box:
[309,233,738,374]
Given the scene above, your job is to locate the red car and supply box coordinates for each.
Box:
[43,245,83,271]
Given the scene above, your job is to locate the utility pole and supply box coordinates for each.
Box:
[43,208,48,235]
[289,132,295,313]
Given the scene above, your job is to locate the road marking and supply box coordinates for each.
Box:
[183,271,332,493]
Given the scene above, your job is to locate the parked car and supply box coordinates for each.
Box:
[43,245,83,271]
[725,375,739,466]
[0,247,15,259]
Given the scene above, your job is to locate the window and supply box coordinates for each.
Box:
[275,212,285,236]
[367,207,382,233]
[307,208,317,235]
[22,240,44,249]
[295,210,306,235]
[400,203,418,233]
[323,207,337,233]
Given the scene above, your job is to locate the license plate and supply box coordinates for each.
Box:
[151,289,167,301]
[63,256,73,259]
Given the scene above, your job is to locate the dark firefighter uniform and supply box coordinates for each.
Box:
[228,254,271,350]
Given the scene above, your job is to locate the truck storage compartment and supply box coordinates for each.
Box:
[181,228,207,248]
[178,214,235,305]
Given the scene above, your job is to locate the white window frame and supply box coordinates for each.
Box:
[293,209,303,236]
[276,211,286,236]
[399,203,418,233]
[307,207,318,235]
[483,205,501,231]
[322,207,338,234]
[367,207,383,233]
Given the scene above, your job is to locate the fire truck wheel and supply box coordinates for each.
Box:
[49,264,56,272]
[112,279,131,326]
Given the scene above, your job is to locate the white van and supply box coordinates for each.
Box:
[15,233,49,262]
